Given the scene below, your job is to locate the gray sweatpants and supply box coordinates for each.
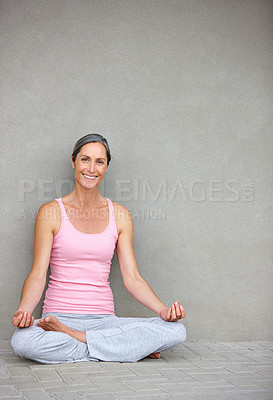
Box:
[11,312,186,364]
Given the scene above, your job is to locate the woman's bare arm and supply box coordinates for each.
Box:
[115,206,185,321]
[12,203,56,328]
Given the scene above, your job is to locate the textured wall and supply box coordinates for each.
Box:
[1,0,272,340]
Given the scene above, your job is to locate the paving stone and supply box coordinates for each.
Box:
[116,394,170,399]
[94,364,137,376]
[46,384,99,394]
[75,362,105,371]
[0,398,23,400]
[7,366,34,378]
[14,380,66,390]
[167,352,200,362]
[222,391,273,400]
[169,395,216,400]
[0,384,20,397]
[127,366,159,376]
[100,362,134,370]
[58,372,92,386]
[194,385,263,394]
[177,363,204,373]
[239,342,271,351]
[165,348,192,356]
[238,349,273,358]
[20,388,53,399]
[256,341,273,350]
[191,360,227,369]
[30,363,69,370]
[4,357,39,366]
[0,368,9,379]
[234,350,273,364]
[157,368,198,382]
[117,374,169,383]
[33,368,61,382]
[76,368,135,378]
[205,370,237,378]
[87,377,134,391]
[191,380,238,388]
[221,363,263,373]
[183,351,225,361]
[122,380,161,391]
[224,376,264,386]
[162,359,198,368]
[215,352,258,363]
[79,388,134,396]
[134,358,169,366]
[254,380,273,390]
[54,366,79,373]
[247,365,273,377]
[218,342,251,350]
[189,372,231,383]
[0,376,37,386]
[85,394,117,399]
[162,349,192,358]
[50,392,84,399]
[157,382,197,394]
[199,341,230,350]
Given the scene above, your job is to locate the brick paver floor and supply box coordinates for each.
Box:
[0,340,272,399]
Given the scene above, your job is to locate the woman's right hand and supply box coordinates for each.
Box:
[12,311,35,328]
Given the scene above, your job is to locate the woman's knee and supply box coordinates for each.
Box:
[11,327,32,358]
[169,321,187,346]
[11,323,47,361]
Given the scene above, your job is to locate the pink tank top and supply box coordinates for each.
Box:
[43,197,118,314]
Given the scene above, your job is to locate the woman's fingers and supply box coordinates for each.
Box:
[18,312,27,328]
[175,300,181,318]
[12,311,35,328]
[161,301,186,322]
[169,301,186,321]
[25,312,31,327]
[13,312,23,327]
[171,304,176,320]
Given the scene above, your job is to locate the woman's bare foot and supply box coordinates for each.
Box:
[147,352,161,359]
[38,316,70,334]
[37,316,86,343]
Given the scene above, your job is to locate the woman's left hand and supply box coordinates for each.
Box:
[159,300,186,322]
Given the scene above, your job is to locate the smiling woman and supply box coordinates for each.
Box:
[11,133,186,364]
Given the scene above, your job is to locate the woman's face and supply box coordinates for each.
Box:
[72,142,108,188]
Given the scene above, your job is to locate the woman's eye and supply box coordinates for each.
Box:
[98,161,104,164]
[82,158,88,161]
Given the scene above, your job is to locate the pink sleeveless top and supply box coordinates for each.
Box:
[43,197,118,314]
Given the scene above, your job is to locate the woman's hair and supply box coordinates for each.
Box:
[71,133,111,166]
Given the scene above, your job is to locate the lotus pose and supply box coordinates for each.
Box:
[11,134,186,364]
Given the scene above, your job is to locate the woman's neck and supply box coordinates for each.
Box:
[67,187,105,210]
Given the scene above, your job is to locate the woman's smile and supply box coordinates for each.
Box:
[83,174,97,180]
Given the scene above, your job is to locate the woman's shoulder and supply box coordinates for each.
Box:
[111,201,133,236]
[38,199,61,214]
[36,200,61,236]
[112,201,132,218]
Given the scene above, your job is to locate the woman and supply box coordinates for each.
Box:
[11,134,186,364]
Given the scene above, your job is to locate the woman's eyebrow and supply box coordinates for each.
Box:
[81,155,106,160]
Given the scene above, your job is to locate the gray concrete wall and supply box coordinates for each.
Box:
[1,0,272,341]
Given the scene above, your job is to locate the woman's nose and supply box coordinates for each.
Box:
[87,163,96,173]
